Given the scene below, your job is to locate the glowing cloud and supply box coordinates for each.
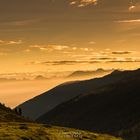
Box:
[0,40,22,45]
[30,44,69,51]
[129,5,136,11]
[117,19,140,23]
[70,0,98,7]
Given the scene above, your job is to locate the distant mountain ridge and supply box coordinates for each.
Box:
[67,68,113,78]
[34,75,47,80]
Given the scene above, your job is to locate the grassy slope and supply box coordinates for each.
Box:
[0,123,122,140]
[0,103,27,122]
[0,103,122,140]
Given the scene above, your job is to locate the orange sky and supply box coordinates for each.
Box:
[0,0,140,75]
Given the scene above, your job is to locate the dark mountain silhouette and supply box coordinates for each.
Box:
[67,68,113,78]
[17,69,127,120]
[35,68,140,140]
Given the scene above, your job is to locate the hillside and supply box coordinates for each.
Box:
[0,103,27,122]
[0,123,122,140]
[17,69,125,120]
[36,69,140,140]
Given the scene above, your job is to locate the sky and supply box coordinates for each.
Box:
[0,0,140,76]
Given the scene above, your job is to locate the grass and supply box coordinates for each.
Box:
[0,103,28,122]
[0,103,122,139]
[0,122,123,140]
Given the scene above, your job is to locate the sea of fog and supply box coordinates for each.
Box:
[0,79,68,108]
[0,73,110,108]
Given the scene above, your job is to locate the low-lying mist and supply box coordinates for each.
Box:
[0,70,112,108]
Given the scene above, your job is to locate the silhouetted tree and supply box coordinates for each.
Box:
[18,108,22,116]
